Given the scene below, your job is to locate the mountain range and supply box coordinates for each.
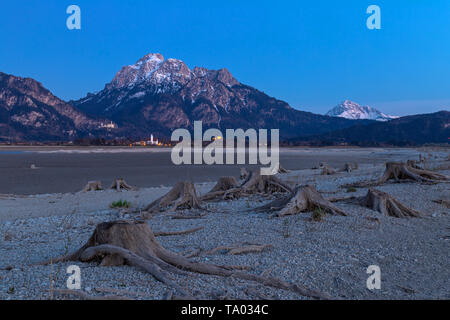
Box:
[0,53,448,145]
[71,53,362,139]
[326,100,398,122]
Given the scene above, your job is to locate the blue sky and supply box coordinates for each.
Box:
[1,0,449,116]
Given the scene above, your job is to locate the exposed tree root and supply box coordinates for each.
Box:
[432,199,450,209]
[110,178,137,191]
[406,159,424,170]
[41,220,330,299]
[345,162,448,187]
[360,189,421,218]
[142,182,203,217]
[200,177,239,201]
[169,212,207,219]
[253,185,348,217]
[154,226,204,237]
[82,181,103,192]
[207,243,272,255]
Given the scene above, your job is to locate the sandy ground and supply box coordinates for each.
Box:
[0,148,449,300]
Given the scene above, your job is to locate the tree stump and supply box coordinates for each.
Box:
[240,168,250,180]
[253,185,347,217]
[346,161,448,187]
[343,163,358,173]
[110,178,138,191]
[200,177,239,201]
[224,170,292,199]
[42,220,330,299]
[143,182,203,217]
[82,181,103,192]
[361,189,421,218]
[320,164,336,175]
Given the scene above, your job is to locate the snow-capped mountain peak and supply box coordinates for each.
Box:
[108,53,165,89]
[326,100,398,121]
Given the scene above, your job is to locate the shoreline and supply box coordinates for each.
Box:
[0,147,444,196]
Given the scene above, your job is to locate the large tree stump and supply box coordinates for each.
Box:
[42,220,330,299]
[82,181,103,192]
[110,178,137,191]
[224,170,292,200]
[361,189,421,218]
[346,162,448,187]
[143,182,203,216]
[254,185,347,217]
[202,170,292,201]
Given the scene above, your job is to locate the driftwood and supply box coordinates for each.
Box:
[361,189,421,218]
[346,162,448,187]
[82,181,103,192]
[41,220,330,299]
[253,185,347,217]
[207,243,272,255]
[110,178,137,191]
[154,226,204,237]
[142,182,203,217]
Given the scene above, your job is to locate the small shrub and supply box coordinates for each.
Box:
[7,287,15,295]
[311,207,326,222]
[346,187,357,193]
[110,200,131,209]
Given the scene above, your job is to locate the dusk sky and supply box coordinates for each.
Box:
[1,0,449,116]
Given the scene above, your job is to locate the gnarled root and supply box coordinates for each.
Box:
[142,181,203,217]
[360,189,421,218]
[82,181,103,192]
[345,162,448,188]
[110,178,137,191]
[254,185,348,217]
[41,220,330,299]
[200,177,239,201]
